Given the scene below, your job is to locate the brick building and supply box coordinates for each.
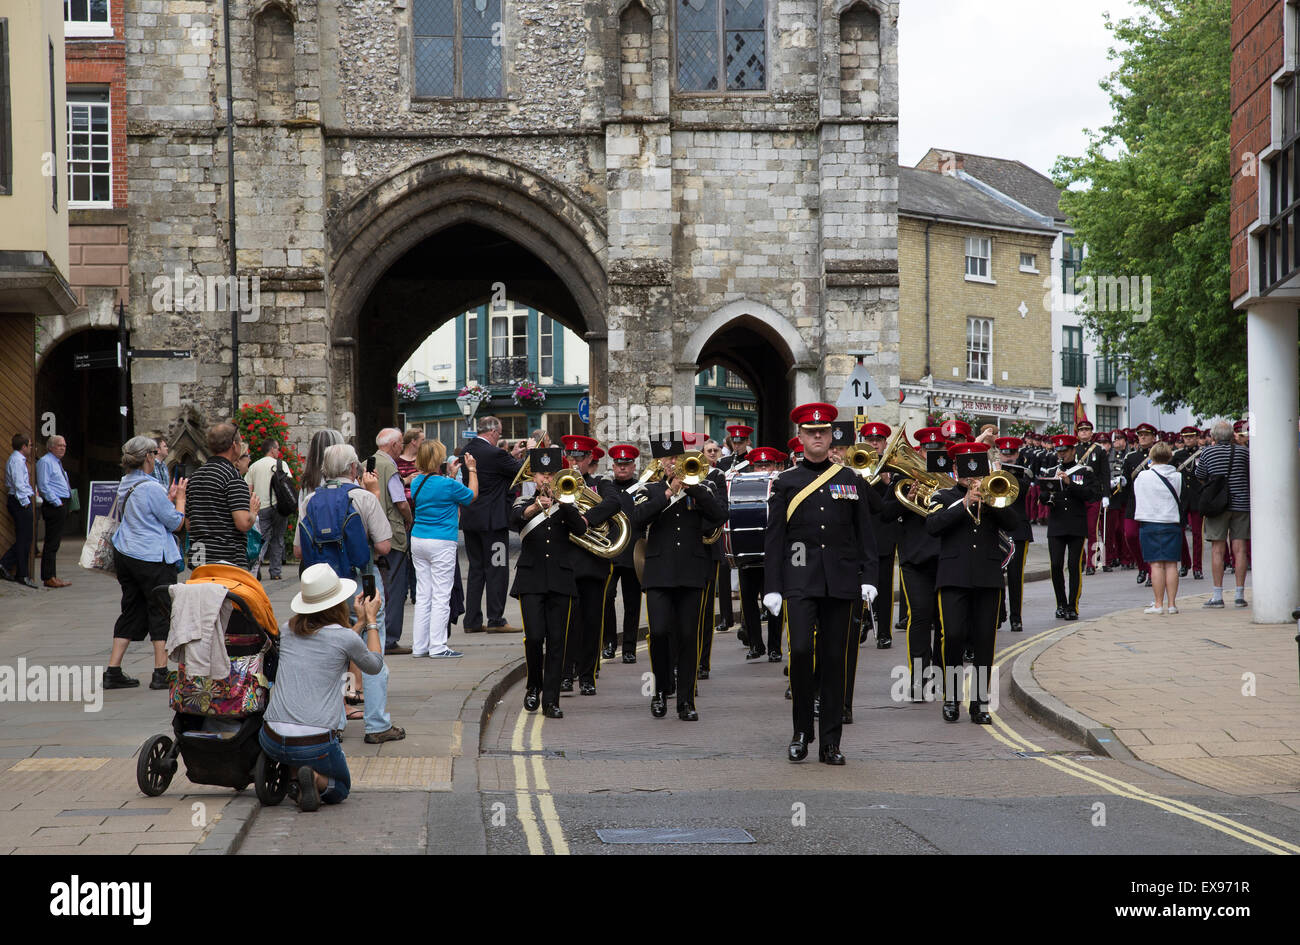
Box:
[1229,0,1300,622]
[107,0,900,454]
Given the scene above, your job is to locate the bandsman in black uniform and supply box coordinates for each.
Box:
[1073,420,1109,575]
[860,422,899,647]
[884,426,949,702]
[786,437,804,467]
[717,424,753,474]
[633,433,727,721]
[558,434,623,696]
[603,443,645,663]
[510,447,588,718]
[925,441,1016,724]
[993,436,1033,632]
[738,447,786,661]
[764,403,878,764]
[693,432,728,679]
[1042,434,1101,620]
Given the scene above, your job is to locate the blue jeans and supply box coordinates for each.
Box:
[343,561,392,735]
[258,726,351,804]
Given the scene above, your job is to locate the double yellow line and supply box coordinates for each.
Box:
[511,705,569,855]
[988,627,1300,855]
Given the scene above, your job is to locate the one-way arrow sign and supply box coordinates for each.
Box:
[836,360,886,411]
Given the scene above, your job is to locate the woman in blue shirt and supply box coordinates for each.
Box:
[105,436,187,691]
[409,439,477,658]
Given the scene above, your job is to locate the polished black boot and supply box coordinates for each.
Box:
[602,643,617,660]
[768,649,783,662]
[969,702,992,725]
[746,644,766,660]
[560,676,574,693]
[788,731,812,762]
[622,651,637,664]
[542,703,563,719]
[942,700,960,722]
[1055,606,1066,619]
[1192,569,1203,580]
[650,692,667,718]
[523,688,540,712]
[842,706,854,725]
[1010,620,1023,633]
[876,633,892,649]
[818,744,846,765]
[677,704,699,721]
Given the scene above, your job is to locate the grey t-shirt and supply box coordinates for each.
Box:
[265,623,383,732]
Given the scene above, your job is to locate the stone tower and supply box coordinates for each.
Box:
[125,0,899,447]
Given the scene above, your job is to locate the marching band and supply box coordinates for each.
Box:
[502,403,1237,764]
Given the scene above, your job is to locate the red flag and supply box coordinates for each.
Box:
[1073,390,1089,429]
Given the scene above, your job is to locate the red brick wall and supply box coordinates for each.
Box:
[1231,0,1284,302]
[68,220,128,303]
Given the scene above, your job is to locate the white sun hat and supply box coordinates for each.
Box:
[291,563,358,615]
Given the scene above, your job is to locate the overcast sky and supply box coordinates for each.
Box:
[898,0,1142,180]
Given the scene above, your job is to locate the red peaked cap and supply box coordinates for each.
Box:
[561,434,598,452]
[608,444,639,461]
[946,441,990,459]
[787,436,804,454]
[1051,434,1078,449]
[591,447,605,461]
[941,419,972,440]
[859,422,891,439]
[749,447,785,464]
[726,424,753,438]
[789,402,836,427]
[914,427,946,446]
[994,437,1023,451]
[681,431,708,449]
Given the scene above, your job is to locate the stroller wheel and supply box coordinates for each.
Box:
[136,734,177,797]
[254,751,289,806]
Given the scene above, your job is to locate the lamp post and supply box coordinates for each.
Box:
[456,391,481,439]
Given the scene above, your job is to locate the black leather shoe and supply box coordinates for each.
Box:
[788,732,811,762]
[1064,610,1079,621]
[859,625,870,645]
[650,693,667,718]
[714,622,728,634]
[819,744,846,765]
[894,616,907,630]
[737,629,749,646]
[969,704,993,724]
[103,669,139,689]
[697,668,710,680]
[1193,570,1203,580]
[560,677,574,693]
[813,697,820,718]
[1178,566,1188,578]
[622,652,637,664]
[149,668,170,690]
[768,649,783,662]
[602,643,616,660]
[524,688,540,712]
[580,682,597,696]
[876,635,892,649]
[746,645,766,660]
[1136,570,1147,584]
[1102,565,1113,572]
[842,706,854,725]
[1055,607,1066,619]
[1010,620,1023,633]
[784,685,792,700]
[942,701,960,722]
[963,647,975,663]
[1085,566,1096,576]
[542,704,563,719]
[677,705,699,721]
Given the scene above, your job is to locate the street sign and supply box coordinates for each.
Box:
[128,349,192,359]
[73,350,119,371]
[836,361,887,412]
[577,396,590,424]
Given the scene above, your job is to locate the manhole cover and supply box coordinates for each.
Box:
[596,827,755,844]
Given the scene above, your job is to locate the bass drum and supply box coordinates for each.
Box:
[724,472,772,569]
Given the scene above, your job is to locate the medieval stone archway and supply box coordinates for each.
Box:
[328,150,609,441]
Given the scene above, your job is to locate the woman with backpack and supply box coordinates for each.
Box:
[409,439,477,658]
[1133,441,1183,615]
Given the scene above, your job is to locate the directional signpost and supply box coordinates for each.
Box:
[836,353,887,431]
[577,395,590,425]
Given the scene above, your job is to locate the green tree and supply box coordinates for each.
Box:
[1053,0,1239,417]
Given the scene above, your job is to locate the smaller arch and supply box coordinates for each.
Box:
[253,3,296,122]
[838,1,881,118]
[618,1,653,114]
[681,298,812,368]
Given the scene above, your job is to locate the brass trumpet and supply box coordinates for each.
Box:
[843,443,878,480]
[976,470,1019,509]
[546,470,631,560]
[670,452,722,543]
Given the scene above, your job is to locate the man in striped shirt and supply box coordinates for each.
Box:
[1195,420,1250,608]
[186,422,259,569]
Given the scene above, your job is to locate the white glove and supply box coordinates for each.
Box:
[1101,497,1110,509]
[862,584,877,605]
[763,593,782,616]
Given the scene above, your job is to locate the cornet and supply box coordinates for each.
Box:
[843,443,878,480]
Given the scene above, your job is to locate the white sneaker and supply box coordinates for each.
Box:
[1143,605,1165,615]
[1166,606,1178,615]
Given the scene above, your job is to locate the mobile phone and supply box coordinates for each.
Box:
[365,456,376,474]
[362,573,376,600]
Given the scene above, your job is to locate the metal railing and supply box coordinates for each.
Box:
[1094,357,1119,394]
[1061,351,1086,388]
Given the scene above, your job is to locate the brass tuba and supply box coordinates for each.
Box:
[548,470,632,560]
[876,424,946,516]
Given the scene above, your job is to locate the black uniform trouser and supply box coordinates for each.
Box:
[936,586,999,708]
[899,560,939,700]
[520,592,572,708]
[717,562,734,625]
[568,568,612,684]
[1048,535,1086,611]
[40,502,69,580]
[463,528,509,627]
[844,600,867,711]
[1000,540,1028,624]
[698,560,719,671]
[873,548,896,640]
[738,566,780,652]
[786,596,852,748]
[646,586,704,709]
[603,565,641,656]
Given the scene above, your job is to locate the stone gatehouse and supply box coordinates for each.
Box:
[113,0,899,448]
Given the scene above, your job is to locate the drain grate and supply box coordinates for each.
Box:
[596,827,755,845]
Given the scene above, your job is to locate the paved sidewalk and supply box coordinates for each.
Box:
[1020,588,1300,798]
[0,543,526,854]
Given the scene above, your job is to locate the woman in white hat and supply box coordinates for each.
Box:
[258,563,383,811]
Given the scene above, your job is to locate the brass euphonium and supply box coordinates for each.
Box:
[547,470,632,560]
[875,423,945,516]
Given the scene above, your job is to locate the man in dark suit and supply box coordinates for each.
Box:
[925,441,1017,724]
[764,403,878,765]
[633,433,726,721]
[460,416,525,633]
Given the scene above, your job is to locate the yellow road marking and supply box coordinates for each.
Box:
[510,705,545,855]
[986,626,1298,855]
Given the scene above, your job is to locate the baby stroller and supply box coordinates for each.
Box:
[135,565,288,805]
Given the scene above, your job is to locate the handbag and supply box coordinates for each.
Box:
[79,484,142,574]
[270,461,296,516]
[1150,469,1187,528]
[1196,445,1234,517]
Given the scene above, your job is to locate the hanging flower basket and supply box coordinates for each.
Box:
[459,384,493,406]
[512,379,546,406]
[396,382,419,402]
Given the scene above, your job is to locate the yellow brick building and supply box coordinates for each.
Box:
[897,164,1058,433]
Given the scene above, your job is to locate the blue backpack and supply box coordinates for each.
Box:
[298,482,371,578]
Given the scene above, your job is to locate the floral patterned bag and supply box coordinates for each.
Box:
[169,647,270,718]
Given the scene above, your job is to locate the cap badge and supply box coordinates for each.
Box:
[540,455,551,466]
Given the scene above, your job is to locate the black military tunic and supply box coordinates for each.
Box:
[698,466,730,672]
[565,472,622,688]
[1044,462,1100,614]
[603,477,645,659]
[764,458,878,751]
